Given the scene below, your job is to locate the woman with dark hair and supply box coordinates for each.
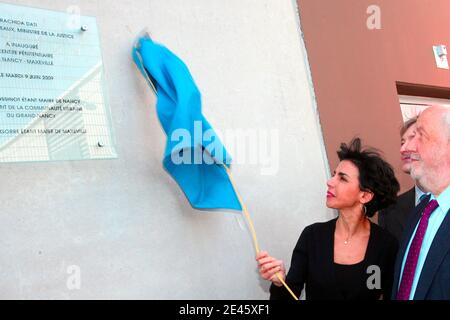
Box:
[256,138,400,300]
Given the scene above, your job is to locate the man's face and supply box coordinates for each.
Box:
[400,124,417,174]
[406,109,449,188]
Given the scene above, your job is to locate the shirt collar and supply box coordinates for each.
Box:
[430,185,450,214]
[415,185,428,205]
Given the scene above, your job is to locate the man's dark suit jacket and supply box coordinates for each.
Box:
[378,187,415,243]
[392,195,450,300]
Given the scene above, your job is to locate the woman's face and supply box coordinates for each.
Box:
[326,160,364,210]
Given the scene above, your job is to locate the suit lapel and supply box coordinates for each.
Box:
[413,209,450,299]
[392,196,430,298]
[394,187,416,230]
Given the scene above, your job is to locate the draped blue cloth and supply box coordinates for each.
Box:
[132,36,241,210]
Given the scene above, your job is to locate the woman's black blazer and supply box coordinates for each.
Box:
[270,218,398,300]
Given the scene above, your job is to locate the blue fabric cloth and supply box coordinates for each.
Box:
[132,36,242,210]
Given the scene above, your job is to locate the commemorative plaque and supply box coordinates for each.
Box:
[0,3,116,162]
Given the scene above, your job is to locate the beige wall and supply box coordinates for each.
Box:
[0,0,333,299]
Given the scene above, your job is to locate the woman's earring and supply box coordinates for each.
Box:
[363,204,367,215]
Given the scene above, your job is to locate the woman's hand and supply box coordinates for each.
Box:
[256,251,286,287]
